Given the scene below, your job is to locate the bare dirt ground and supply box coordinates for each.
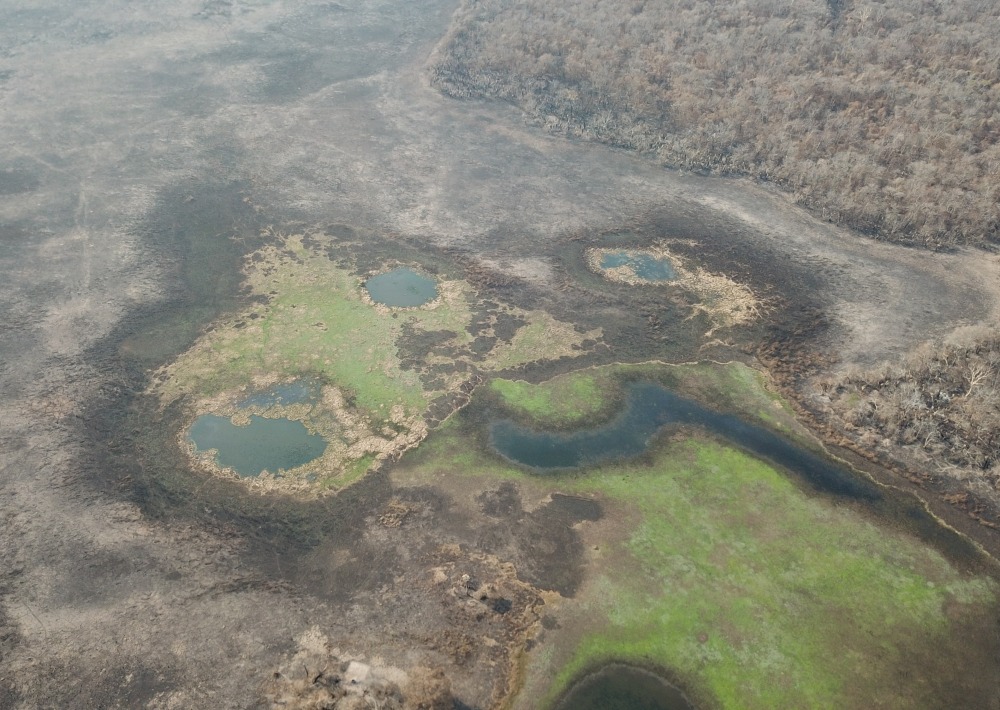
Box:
[3,1,1000,708]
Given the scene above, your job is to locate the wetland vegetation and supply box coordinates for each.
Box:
[429,0,1000,585]
[395,363,1000,709]
[152,231,602,492]
[9,1,1000,708]
[149,223,1000,707]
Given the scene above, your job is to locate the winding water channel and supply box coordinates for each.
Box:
[5,0,999,706]
[491,381,979,561]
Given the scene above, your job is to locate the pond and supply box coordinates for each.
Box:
[553,664,694,710]
[599,251,677,282]
[238,380,318,409]
[490,378,984,569]
[364,267,438,307]
[490,381,878,500]
[188,414,327,477]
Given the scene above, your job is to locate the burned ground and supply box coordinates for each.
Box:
[4,0,1000,708]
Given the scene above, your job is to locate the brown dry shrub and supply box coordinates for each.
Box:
[402,667,453,710]
[828,328,1000,489]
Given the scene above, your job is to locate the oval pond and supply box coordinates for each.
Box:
[365,267,438,307]
[554,664,694,710]
[188,414,327,477]
[599,251,677,281]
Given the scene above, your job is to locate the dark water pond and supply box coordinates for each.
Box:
[188,414,327,477]
[365,267,437,307]
[238,380,317,409]
[490,382,878,500]
[554,664,694,710]
[600,251,677,281]
[490,382,985,563]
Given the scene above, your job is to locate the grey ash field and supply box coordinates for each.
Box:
[3,1,1000,709]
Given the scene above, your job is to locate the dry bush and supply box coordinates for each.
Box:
[826,328,1000,488]
[260,628,453,710]
[402,667,453,710]
[432,0,1000,248]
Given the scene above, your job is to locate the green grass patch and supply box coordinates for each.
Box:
[323,453,377,490]
[156,237,465,417]
[489,373,610,427]
[392,379,999,709]
[545,438,995,708]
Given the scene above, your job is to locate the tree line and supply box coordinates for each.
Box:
[432,0,1000,248]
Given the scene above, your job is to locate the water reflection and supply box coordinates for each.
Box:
[365,267,438,307]
[188,414,326,477]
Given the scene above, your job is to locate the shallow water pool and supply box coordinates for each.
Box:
[599,251,677,281]
[188,414,327,477]
[554,664,693,710]
[364,267,438,307]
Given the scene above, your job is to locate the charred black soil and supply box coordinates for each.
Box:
[5,1,1000,708]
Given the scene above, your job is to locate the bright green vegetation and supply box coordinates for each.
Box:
[490,361,806,440]
[335,454,378,490]
[154,233,600,492]
[156,235,468,414]
[395,364,999,709]
[489,373,609,428]
[549,438,996,709]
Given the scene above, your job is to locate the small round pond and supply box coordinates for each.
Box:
[554,664,694,710]
[188,414,327,477]
[364,267,437,307]
[599,251,677,282]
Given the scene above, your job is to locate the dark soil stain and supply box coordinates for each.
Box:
[472,483,600,596]
[0,169,40,195]
[548,493,601,522]
[477,482,521,518]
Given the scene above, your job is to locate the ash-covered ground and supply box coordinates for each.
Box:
[3,1,1000,708]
